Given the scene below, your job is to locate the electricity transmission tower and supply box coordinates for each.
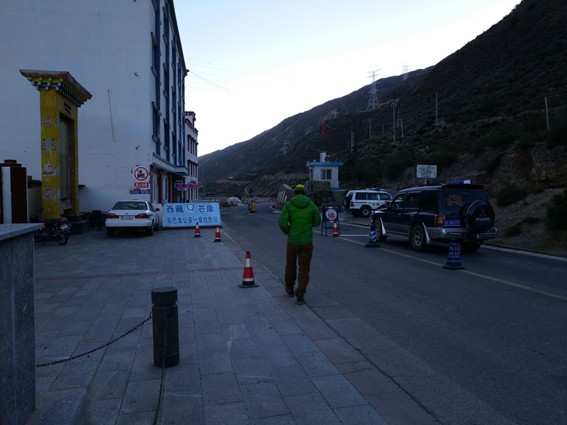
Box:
[366,70,379,111]
[402,64,409,81]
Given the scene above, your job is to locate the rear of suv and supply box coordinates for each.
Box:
[370,184,497,251]
[344,189,392,218]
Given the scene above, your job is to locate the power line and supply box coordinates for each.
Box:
[187,71,237,94]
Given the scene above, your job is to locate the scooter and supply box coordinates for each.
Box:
[33,217,71,245]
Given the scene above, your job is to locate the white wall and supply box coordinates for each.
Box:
[0,1,183,212]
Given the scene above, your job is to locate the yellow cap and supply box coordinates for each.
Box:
[295,184,305,192]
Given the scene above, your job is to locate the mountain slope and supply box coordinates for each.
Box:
[200,0,567,198]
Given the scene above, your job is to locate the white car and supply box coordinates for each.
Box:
[105,200,159,236]
[344,189,393,218]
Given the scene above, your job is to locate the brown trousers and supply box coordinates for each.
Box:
[284,243,314,296]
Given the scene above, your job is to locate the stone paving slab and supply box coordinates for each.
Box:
[32,227,435,424]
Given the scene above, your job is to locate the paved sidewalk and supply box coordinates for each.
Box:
[32,227,428,425]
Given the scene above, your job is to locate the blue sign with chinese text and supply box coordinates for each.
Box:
[162,202,221,228]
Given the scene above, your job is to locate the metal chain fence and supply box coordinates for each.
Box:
[153,313,169,425]
[36,312,170,424]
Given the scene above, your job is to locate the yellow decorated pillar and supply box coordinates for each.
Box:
[20,70,92,219]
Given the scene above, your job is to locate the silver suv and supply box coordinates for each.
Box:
[344,189,393,218]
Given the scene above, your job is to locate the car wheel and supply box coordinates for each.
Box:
[106,228,115,237]
[410,225,427,251]
[147,225,154,236]
[372,218,388,242]
[56,233,68,245]
[360,206,372,218]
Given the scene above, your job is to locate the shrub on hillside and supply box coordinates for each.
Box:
[503,216,542,237]
[546,189,567,232]
[504,222,522,237]
[307,181,334,206]
[385,158,411,181]
[478,123,519,151]
[484,156,502,176]
[523,216,541,225]
[495,184,528,207]
[546,108,567,147]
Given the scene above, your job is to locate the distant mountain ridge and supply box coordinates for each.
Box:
[200,0,567,198]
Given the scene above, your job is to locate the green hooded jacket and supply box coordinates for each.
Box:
[278,194,321,245]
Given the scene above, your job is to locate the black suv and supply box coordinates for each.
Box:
[370,184,497,252]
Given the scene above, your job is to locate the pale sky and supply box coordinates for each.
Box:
[175,0,520,156]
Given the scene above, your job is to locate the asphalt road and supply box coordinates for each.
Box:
[220,203,567,425]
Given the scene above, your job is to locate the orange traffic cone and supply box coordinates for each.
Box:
[332,221,339,237]
[239,251,258,288]
[213,226,221,242]
[194,223,201,238]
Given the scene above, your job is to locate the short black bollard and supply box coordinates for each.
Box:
[151,287,180,367]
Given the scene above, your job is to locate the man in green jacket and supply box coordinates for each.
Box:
[278,184,321,304]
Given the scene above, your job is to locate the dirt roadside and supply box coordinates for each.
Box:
[490,188,567,258]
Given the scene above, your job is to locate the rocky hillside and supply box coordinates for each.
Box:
[200,0,567,256]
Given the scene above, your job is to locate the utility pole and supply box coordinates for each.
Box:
[392,99,399,143]
[367,69,379,111]
[545,96,550,130]
[435,92,439,127]
[350,128,355,152]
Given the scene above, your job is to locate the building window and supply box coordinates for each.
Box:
[172,133,177,164]
[151,34,159,75]
[164,121,170,161]
[163,11,170,47]
[152,103,160,155]
[320,169,332,180]
[152,0,160,73]
[164,66,169,98]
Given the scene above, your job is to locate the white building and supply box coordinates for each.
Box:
[307,152,343,191]
[183,111,199,202]
[0,0,196,215]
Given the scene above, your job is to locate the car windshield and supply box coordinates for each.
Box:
[113,201,147,210]
[444,189,487,215]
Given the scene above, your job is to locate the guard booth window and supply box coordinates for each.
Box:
[320,169,332,180]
